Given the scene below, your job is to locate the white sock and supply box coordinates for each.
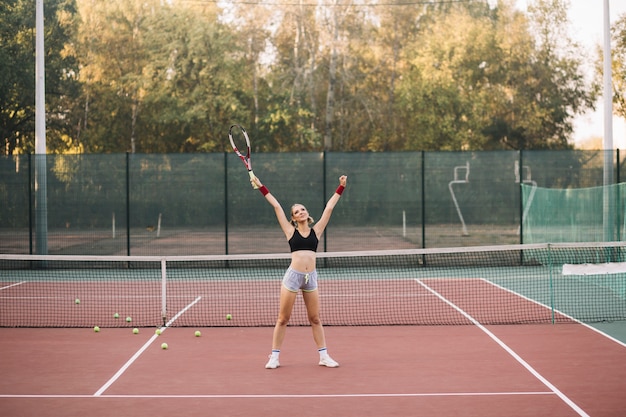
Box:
[318,347,329,358]
[271,349,280,359]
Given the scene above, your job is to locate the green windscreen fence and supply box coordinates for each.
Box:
[1,150,624,255]
[522,183,626,243]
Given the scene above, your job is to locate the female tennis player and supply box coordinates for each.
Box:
[251,174,347,369]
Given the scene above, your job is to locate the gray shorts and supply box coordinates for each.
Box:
[282,268,318,292]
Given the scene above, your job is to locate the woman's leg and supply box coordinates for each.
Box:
[303,289,339,367]
[272,286,297,349]
[302,289,325,348]
[266,286,298,369]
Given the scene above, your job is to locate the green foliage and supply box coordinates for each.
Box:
[0,0,79,155]
[397,1,593,151]
[0,0,604,154]
[612,13,626,121]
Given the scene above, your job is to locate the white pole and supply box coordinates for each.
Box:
[112,212,116,239]
[603,0,614,241]
[157,213,162,238]
[35,0,48,255]
[402,210,406,238]
[35,0,45,156]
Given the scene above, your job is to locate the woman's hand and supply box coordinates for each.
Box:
[338,175,347,187]
[251,176,263,189]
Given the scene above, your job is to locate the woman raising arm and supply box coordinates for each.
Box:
[251,174,347,369]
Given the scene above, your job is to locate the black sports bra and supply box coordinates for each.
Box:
[288,229,318,252]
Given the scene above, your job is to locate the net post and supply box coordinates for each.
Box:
[161,258,167,326]
[548,243,555,324]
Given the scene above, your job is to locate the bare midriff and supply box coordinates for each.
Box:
[290,250,316,273]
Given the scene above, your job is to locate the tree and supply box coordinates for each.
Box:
[517,0,594,149]
[75,0,243,153]
[1,0,598,154]
[356,0,426,151]
[0,0,79,155]
[396,0,594,151]
[611,13,626,122]
[263,0,328,151]
[398,3,504,150]
[139,2,245,152]
[75,0,156,153]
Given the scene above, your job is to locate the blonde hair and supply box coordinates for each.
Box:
[290,204,315,226]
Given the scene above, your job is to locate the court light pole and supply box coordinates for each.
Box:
[35,0,48,254]
[603,0,615,242]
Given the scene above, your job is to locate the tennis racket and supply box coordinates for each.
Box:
[228,124,258,189]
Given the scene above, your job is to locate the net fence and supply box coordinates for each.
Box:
[522,183,626,243]
[1,242,625,328]
[3,150,624,256]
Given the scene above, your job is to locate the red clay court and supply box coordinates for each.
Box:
[1,324,626,416]
[1,245,626,416]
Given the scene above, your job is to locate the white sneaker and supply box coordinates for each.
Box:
[265,355,280,369]
[318,355,339,368]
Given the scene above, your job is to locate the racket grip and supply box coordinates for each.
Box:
[249,170,259,189]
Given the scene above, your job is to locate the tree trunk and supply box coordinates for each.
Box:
[324,11,339,151]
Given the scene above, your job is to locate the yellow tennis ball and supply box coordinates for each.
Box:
[194,330,201,337]
[155,329,162,335]
[161,343,168,350]
[113,313,119,319]
[126,317,132,323]
[132,328,139,334]
[226,314,232,320]
[93,326,100,332]
[75,298,80,304]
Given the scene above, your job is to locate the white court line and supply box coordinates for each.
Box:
[93,296,202,397]
[1,391,555,399]
[0,281,25,290]
[484,278,626,349]
[0,294,202,300]
[0,292,432,301]
[414,279,590,417]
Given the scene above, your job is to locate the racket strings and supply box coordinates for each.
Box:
[229,126,250,159]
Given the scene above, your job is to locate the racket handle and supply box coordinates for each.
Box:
[249,170,259,189]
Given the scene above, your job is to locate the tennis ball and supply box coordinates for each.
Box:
[226,314,232,320]
[113,313,119,319]
[194,330,201,337]
[155,329,162,335]
[132,328,139,334]
[126,316,132,323]
[75,298,80,304]
[161,342,168,350]
[93,326,100,332]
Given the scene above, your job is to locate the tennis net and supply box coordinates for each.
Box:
[1,242,625,327]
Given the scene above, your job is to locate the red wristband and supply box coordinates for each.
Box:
[335,185,345,195]
[259,185,269,196]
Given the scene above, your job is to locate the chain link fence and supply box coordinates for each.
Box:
[1,150,624,255]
